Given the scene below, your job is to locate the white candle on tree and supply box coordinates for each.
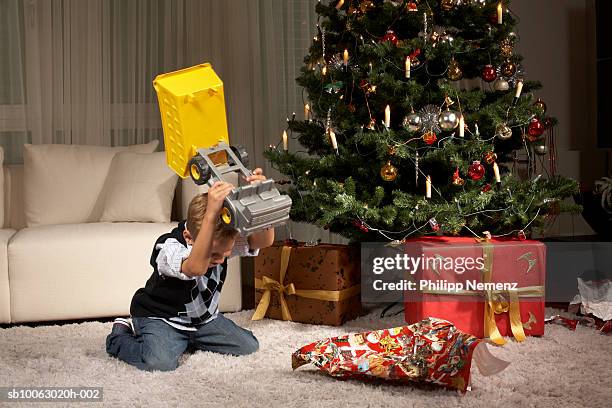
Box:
[426,176,432,198]
[497,2,503,24]
[459,115,465,137]
[282,130,288,151]
[343,49,349,67]
[384,105,391,128]
[304,103,310,120]
[515,80,523,98]
[405,56,411,78]
[493,162,501,183]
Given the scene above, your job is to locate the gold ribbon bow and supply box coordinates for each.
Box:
[252,245,360,321]
[482,242,541,345]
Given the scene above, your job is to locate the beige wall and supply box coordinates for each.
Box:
[512,0,605,235]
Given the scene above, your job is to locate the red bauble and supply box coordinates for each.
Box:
[422,131,437,145]
[481,64,497,82]
[468,161,485,181]
[527,118,545,138]
[482,184,492,193]
[381,30,398,46]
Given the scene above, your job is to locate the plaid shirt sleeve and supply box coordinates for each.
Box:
[155,238,195,280]
[230,234,259,258]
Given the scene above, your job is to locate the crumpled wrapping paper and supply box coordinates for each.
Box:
[570,278,612,321]
[292,317,509,392]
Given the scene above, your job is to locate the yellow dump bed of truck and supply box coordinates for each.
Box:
[153,63,230,178]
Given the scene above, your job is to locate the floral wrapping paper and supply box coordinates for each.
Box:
[292,318,484,392]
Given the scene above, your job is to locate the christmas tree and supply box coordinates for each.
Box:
[265,0,580,243]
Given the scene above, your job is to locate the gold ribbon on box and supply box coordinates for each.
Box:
[252,245,360,321]
[423,242,544,346]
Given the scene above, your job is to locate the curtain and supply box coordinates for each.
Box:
[0,0,346,243]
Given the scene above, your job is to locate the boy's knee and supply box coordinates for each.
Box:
[237,334,259,356]
[142,354,179,372]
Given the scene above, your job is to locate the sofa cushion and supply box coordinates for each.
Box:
[0,228,16,323]
[0,147,4,228]
[100,152,178,223]
[7,222,241,322]
[23,141,159,227]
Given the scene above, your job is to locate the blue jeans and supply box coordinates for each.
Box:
[106,314,259,371]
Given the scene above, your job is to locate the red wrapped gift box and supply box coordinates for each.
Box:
[404,237,545,345]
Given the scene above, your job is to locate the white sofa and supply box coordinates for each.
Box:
[0,145,242,324]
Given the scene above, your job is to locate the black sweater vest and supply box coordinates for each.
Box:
[130,222,227,324]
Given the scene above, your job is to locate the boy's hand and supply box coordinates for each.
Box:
[205,181,234,219]
[245,168,267,184]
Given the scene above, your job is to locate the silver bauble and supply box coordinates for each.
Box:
[402,113,422,132]
[496,123,513,140]
[438,110,460,131]
[493,78,509,91]
[440,32,454,46]
[534,143,548,155]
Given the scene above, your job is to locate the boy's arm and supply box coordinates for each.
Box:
[181,181,234,277]
[248,227,274,250]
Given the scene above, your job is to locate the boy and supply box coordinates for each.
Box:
[106,169,274,371]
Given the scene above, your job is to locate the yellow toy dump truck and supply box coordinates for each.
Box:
[153,63,291,234]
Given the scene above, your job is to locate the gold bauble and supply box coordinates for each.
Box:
[440,0,455,11]
[360,0,375,13]
[500,38,514,57]
[380,161,398,182]
[501,59,517,77]
[533,98,547,114]
[447,59,463,81]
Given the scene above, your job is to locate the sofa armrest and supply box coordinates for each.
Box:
[0,228,16,323]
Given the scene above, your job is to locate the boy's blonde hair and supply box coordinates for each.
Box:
[186,193,238,241]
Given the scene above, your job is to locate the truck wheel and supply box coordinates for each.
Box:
[188,155,211,185]
[220,206,233,226]
[229,145,249,168]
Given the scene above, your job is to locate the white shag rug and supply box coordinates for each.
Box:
[1,309,611,408]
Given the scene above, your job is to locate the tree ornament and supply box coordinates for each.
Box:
[534,141,548,155]
[528,118,545,137]
[422,130,438,145]
[438,109,460,131]
[495,123,513,140]
[440,0,456,11]
[482,64,497,82]
[418,104,442,133]
[447,58,463,81]
[452,168,465,186]
[468,161,485,180]
[406,1,418,12]
[517,230,527,240]
[500,38,514,57]
[380,161,398,181]
[360,0,375,13]
[429,218,440,232]
[440,31,454,46]
[501,59,517,77]
[381,30,398,46]
[482,183,492,193]
[471,0,486,6]
[533,98,547,114]
[493,77,509,91]
[352,219,369,233]
[484,151,498,165]
[402,111,422,132]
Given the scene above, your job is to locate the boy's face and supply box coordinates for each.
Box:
[209,238,235,266]
[183,229,235,266]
